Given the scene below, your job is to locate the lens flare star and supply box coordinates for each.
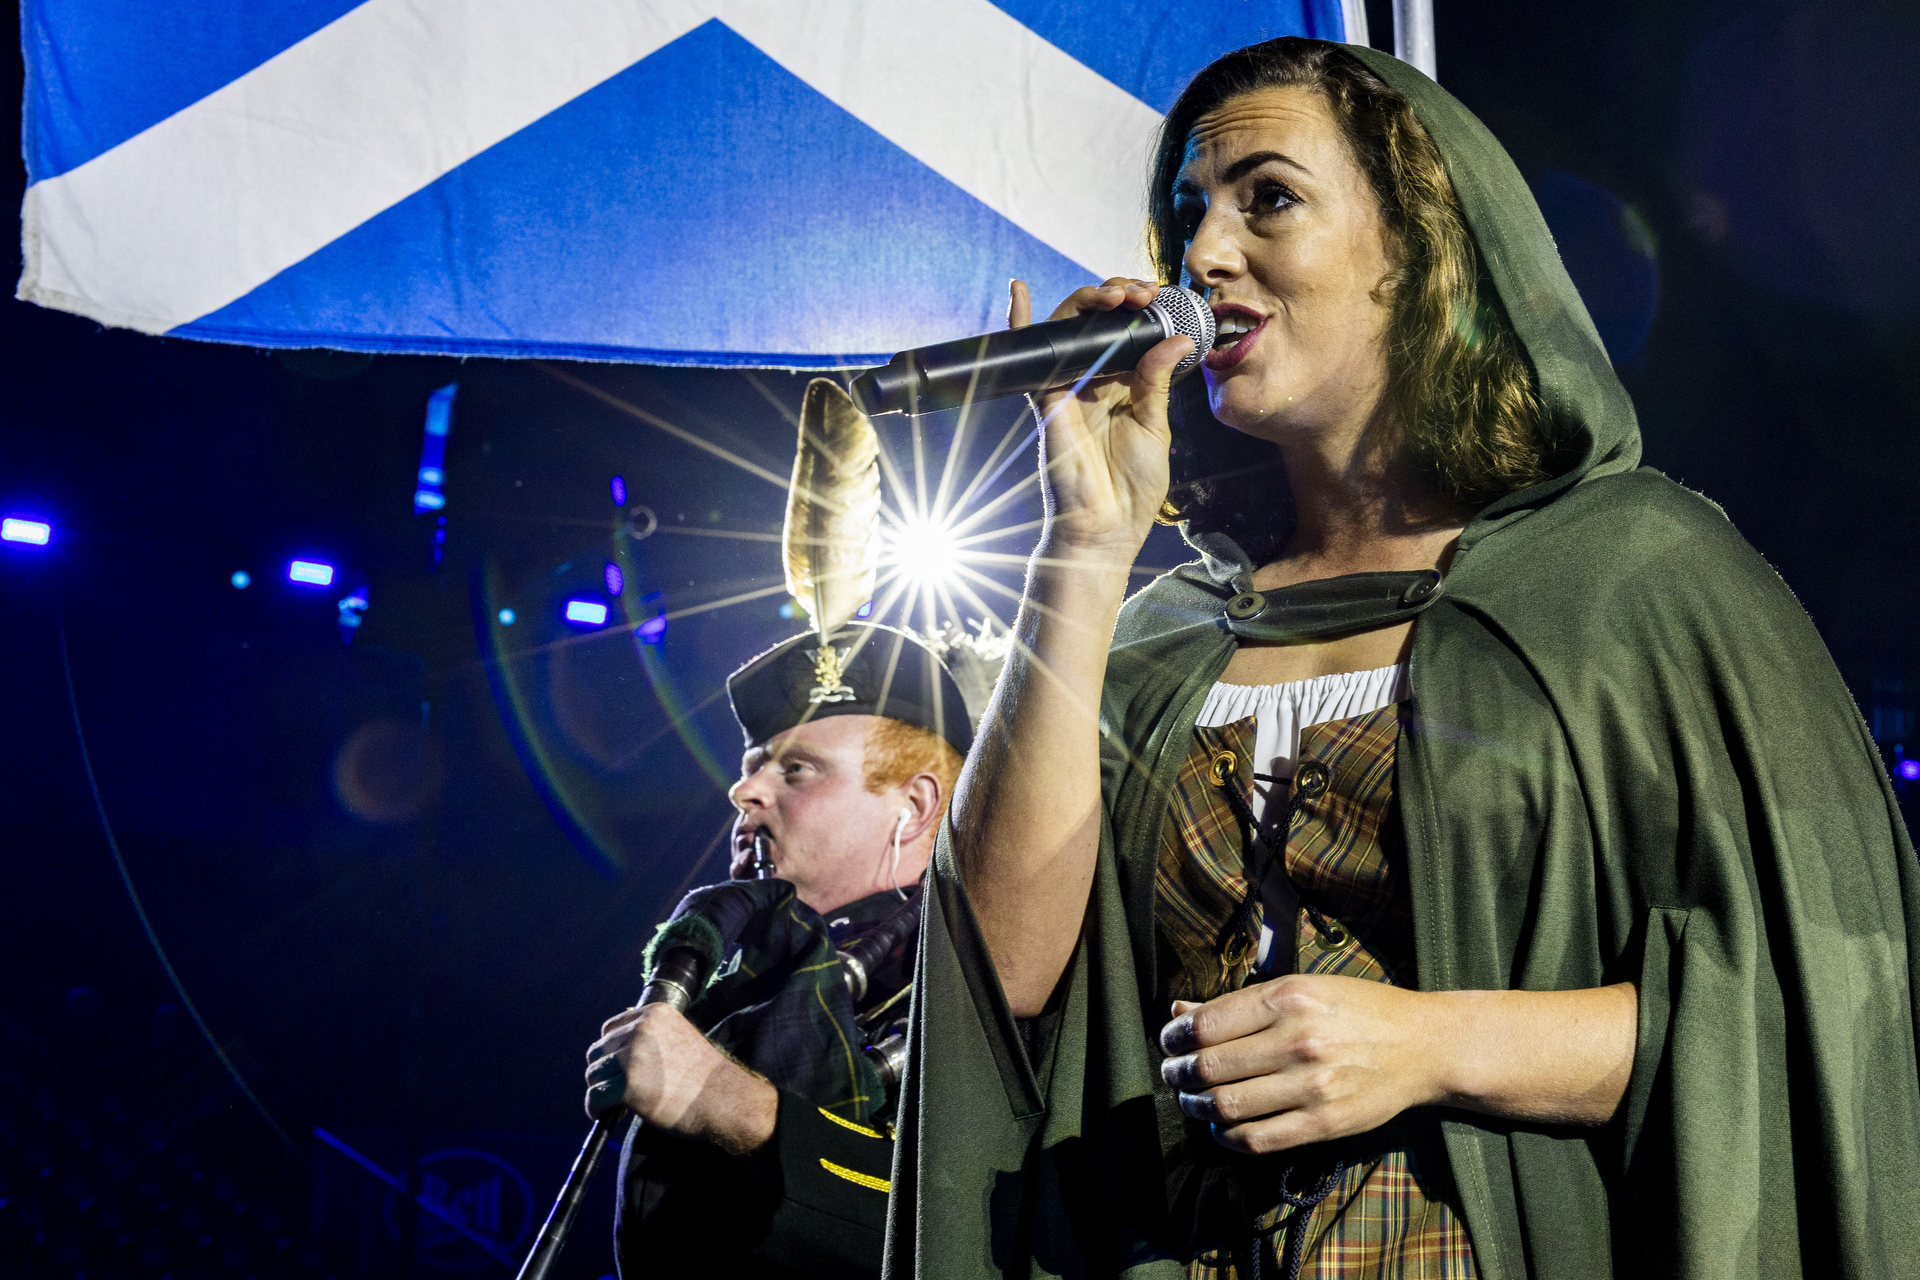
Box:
[880,513,966,592]
[475,364,1191,872]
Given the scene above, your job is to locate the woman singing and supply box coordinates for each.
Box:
[885,37,1920,1280]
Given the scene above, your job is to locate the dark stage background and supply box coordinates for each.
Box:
[3,1,1917,1276]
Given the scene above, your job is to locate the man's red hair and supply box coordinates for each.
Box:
[862,719,963,814]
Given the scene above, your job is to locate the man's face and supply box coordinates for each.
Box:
[727,714,905,915]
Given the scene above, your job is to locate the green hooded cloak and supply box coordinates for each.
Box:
[884,45,1920,1280]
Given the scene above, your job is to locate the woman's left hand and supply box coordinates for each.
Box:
[1160,974,1641,1151]
[1159,974,1444,1154]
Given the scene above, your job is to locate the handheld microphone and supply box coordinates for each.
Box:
[849,285,1215,417]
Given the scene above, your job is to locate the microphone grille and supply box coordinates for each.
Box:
[1150,286,1214,376]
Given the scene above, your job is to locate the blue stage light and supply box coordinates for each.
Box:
[611,475,627,506]
[856,600,874,619]
[413,383,457,514]
[779,600,797,619]
[289,560,335,586]
[637,613,667,644]
[1901,760,1920,781]
[564,599,608,626]
[604,562,624,595]
[230,570,251,589]
[497,608,516,625]
[337,585,369,638]
[2,517,51,545]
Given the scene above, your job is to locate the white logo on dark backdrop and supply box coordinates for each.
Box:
[382,1148,535,1271]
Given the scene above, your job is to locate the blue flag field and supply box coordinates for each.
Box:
[19,0,1352,365]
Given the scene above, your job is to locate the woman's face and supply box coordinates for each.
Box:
[1175,85,1396,441]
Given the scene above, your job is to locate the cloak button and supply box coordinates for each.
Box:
[1294,761,1330,799]
[1401,572,1440,604]
[1226,591,1266,620]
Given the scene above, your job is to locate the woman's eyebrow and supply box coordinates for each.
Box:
[1173,149,1312,198]
[1218,150,1312,184]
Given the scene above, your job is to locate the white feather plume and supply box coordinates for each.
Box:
[783,379,881,636]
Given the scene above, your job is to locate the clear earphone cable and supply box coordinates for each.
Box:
[891,808,910,900]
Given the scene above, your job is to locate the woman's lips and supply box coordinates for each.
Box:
[1203,316,1266,371]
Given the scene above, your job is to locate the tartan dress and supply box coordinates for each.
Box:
[1155,704,1478,1280]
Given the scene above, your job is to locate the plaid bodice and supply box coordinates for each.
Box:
[1154,703,1478,1279]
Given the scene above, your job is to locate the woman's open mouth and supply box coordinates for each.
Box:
[1203,311,1266,371]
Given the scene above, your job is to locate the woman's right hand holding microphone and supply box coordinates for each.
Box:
[1010,277,1195,568]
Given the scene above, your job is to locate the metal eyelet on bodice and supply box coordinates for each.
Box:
[1293,760,1330,800]
[1208,750,1238,786]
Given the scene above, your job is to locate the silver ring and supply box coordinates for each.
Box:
[641,978,694,1011]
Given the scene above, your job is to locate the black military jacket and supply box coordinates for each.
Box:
[615,888,912,1278]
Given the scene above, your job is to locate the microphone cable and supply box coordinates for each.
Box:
[56,592,302,1157]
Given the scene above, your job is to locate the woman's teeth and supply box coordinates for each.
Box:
[1213,315,1258,349]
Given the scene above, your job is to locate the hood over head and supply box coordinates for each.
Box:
[1185,41,1642,583]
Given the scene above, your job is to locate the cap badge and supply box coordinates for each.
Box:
[807,645,857,704]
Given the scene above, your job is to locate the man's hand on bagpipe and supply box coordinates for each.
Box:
[583,1002,777,1157]
[517,862,913,1280]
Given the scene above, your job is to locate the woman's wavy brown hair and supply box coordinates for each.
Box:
[1149,38,1549,562]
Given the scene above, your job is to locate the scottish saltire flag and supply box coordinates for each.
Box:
[19,1,1354,365]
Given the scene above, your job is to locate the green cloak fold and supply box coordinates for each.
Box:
[885,45,1920,1279]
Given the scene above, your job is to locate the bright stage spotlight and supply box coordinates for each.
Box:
[881,514,965,591]
[2,517,51,545]
[230,570,251,589]
[564,598,609,627]
[289,560,335,586]
[1901,759,1920,782]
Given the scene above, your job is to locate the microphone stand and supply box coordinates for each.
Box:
[513,833,776,1280]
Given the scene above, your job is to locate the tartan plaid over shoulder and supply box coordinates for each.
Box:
[676,879,891,1124]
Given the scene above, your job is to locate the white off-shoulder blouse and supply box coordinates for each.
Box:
[1192,661,1411,825]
